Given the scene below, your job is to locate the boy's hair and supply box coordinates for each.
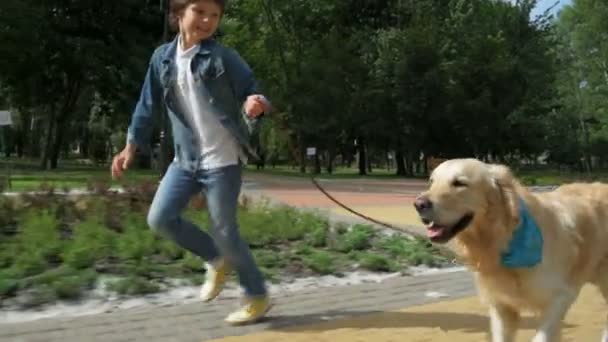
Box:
[169,0,226,31]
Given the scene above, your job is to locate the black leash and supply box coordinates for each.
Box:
[309,175,425,238]
[272,116,424,238]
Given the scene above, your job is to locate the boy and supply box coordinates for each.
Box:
[111,0,271,325]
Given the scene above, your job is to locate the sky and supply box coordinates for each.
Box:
[530,0,573,18]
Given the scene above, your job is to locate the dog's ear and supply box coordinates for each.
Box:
[487,163,518,221]
[487,164,514,189]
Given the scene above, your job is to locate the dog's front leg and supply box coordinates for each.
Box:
[531,290,577,342]
[489,303,520,342]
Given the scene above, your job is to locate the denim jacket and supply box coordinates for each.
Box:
[126,35,266,171]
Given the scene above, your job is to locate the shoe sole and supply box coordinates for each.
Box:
[225,303,274,326]
[200,285,224,302]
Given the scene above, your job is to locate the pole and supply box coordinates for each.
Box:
[576,79,591,175]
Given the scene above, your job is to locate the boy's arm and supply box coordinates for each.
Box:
[126,47,164,153]
[222,48,271,135]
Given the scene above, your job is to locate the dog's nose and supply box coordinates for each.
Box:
[414,197,433,213]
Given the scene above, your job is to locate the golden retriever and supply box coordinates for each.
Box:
[413,158,608,342]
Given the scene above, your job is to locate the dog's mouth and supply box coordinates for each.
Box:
[421,213,474,244]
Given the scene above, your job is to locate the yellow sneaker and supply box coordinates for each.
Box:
[225,295,272,325]
[199,258,229,302]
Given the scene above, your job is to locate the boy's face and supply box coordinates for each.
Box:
[179,0,222,42]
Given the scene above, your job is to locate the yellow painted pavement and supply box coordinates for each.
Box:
[211,285,605,341]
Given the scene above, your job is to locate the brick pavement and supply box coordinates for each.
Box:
[0,271,475,342]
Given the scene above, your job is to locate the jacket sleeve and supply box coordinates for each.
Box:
[222,47,270,137]
[126,47,164,152]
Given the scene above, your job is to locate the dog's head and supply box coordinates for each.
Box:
[414,158,517,244]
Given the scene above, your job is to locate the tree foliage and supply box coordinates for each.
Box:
[0,0,605,173]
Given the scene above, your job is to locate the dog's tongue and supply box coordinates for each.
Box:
[426,225,445,238]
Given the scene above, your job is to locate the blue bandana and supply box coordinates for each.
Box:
[500,198,544,268]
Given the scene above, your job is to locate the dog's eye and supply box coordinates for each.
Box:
[452,179,467,188]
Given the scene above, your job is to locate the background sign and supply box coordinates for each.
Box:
[0,111,13,126]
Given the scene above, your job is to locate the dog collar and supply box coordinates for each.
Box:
[500,198,544,268]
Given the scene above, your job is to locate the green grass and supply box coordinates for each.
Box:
[329,224,374,253]
[516,169,608,186]
[106,276,161,296]
[0,185,452,308]
[0,157,157,192]
[357,252,399,272]
[376,235,450,267]
[0,157,406,192]
[0,162,401,193]
[3,157,608,192]
[301,250,337,275]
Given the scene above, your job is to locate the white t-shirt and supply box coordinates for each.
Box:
[174,38,241,169]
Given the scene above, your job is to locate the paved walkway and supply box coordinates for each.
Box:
[3,271,605,341]
[0,271,475,342]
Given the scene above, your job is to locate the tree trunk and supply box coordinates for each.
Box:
[28,116,41,158]
[357,137,367,175]
[15,111,29,158]
[40,116,55,170]
[15,133,24,158]
[48,77,82,169]
[366,144,372,173]
[0,127,9,157]
[81,125,90,158]
[326,148,335,174]
[299,142,306,174]
[50,119,66,169]
[396,150,406,176]
[405,151,414,176]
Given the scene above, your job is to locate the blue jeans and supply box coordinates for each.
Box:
[147,162,267,297]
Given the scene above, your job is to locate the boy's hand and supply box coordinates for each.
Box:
[111,144,136,179]
[244,95,270,118]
